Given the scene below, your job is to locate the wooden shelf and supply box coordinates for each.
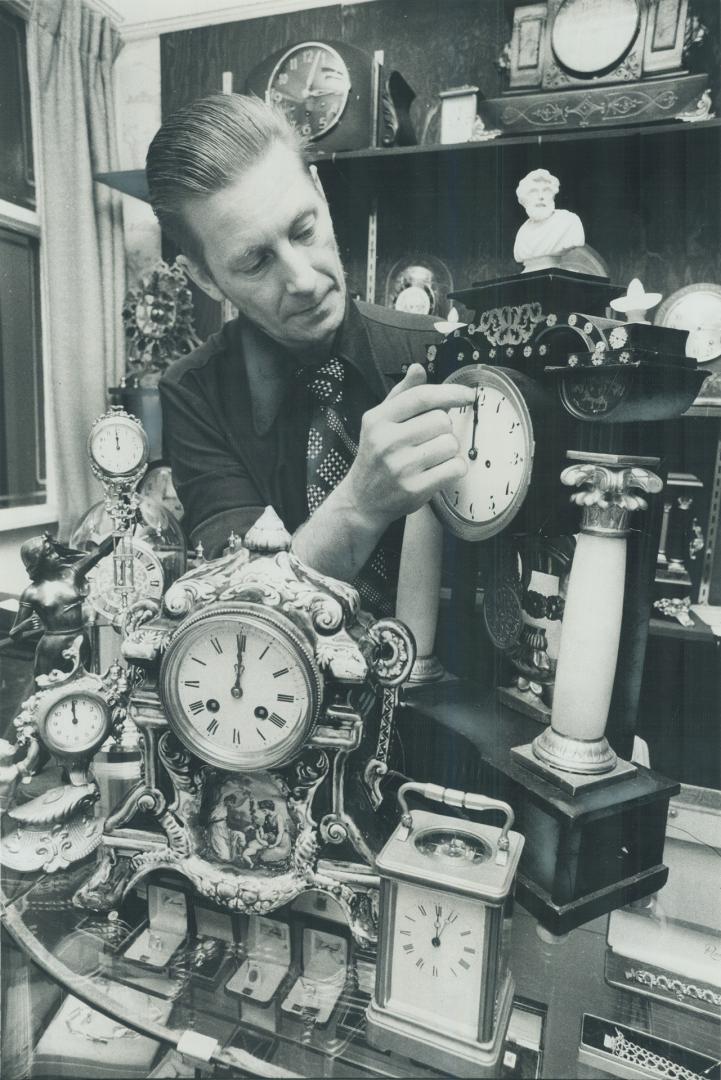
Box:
[312,116,721,166]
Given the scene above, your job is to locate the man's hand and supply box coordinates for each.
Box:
[341,363,474,529]
[292,364,475,584]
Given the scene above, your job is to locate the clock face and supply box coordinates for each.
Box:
[88,414,148,477]
[160,604,322,771]
[87,537,165,622]
[551,0,640,77]
[432,365,534,540]
[42,692,110,756]
[387,881,486,1039]
[266,42,351,140]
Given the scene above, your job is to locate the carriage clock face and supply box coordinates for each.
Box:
[432,365,535,540]
[388,876,488,1037]
[267,42,351,140]
[160,604,322,771]
[40,690,111,758]
[87,537,165,623]
[87,411,148,477]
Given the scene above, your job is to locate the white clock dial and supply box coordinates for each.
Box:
[43,693,110,756]
[432,365,534,540]
[86,538,164,622]
[88,413,148,477]
[160,605,322,771]
[388,882,486,1039]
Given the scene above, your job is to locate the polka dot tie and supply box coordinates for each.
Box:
[301,358,395,616]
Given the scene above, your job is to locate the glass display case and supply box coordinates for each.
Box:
[2,818,719,1080]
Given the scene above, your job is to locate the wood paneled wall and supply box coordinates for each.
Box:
[159,0,721,337]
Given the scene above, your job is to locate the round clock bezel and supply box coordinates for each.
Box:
[266,41,351,141]
[38,688,112,759]
[159,602,323,772]
[431,364,535,541]
[87,535,165,623]
[87,410,149,479]
[559,369,630,420]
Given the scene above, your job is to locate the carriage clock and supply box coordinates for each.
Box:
[367,782,524,1077]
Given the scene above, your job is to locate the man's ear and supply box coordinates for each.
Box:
[176,253,225,304]
[309,163,327,204]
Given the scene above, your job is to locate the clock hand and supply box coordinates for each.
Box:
[231,633,245,699]
[303,50,323,97]
[71,700,78,725]
[468,388,480,461]
[305,86,349,97]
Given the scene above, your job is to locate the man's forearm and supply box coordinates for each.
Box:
[291,477,390,583]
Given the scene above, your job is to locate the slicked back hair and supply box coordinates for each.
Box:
[145,93,309,268]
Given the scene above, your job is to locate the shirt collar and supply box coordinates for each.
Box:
[239,294,388,437]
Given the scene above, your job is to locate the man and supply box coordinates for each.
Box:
[147,94,473,615]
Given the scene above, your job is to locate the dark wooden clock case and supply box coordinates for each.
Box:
[245,40,379,153]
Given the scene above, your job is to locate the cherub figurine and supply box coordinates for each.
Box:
[9,532,113,679]
[514,169,585,273]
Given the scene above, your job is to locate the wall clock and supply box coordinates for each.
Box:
[246,40,379,151]
[431,365,535,541]
[159,602,322,772]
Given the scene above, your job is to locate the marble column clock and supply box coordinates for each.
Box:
[513,451,663,792]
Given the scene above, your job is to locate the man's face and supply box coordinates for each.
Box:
[181,142,346,354]
[521,180,555,222]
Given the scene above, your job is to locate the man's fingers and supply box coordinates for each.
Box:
[398,409,454,446]
[408,456,469,500]
[385,362,428,401]
[386,382,475,422]
[385,364,476,420]
[395,432,461,474]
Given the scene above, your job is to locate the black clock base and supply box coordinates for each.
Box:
[399,678,679,936]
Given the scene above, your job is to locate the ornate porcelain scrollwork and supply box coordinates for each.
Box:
[74,507,415,943]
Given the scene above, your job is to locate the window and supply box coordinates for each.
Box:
[0,6,50,521]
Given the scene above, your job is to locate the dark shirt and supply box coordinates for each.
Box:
[159,297,439,560]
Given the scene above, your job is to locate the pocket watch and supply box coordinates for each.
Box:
[367,782,524,1078]
[431,365,535,540]
[87,407,149,480]
[159,603,322,771]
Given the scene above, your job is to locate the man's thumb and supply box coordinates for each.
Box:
[386,362,428,399]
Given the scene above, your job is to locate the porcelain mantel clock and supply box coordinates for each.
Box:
[75,508,415,943]
[367,782,524,1077]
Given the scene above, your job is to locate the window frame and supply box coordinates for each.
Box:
[0,8,57,533]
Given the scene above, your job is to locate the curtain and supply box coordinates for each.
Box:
[28,0,126,536]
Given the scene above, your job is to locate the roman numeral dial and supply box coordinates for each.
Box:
[388,884,487,1036]
[160,604,322,771]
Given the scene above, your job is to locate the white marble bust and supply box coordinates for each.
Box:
[513,169,585,273]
